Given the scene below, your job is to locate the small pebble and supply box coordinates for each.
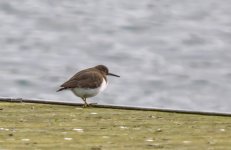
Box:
[73,128,84,132]
[220,129,225,132]
[120,126,128,129]
[156,128,162,132]
[0,128,9,131]
[183,141,192,144]
[146,138,154,142]
[64,138,72,141]
[90,112,98,115]
[148,115,156,119]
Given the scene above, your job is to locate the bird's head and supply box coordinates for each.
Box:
[95,65,120,77]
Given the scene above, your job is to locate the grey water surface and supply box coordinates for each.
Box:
[1,0,231,112]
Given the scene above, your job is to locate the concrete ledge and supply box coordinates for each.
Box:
[0,97,231,116]
[0,101,231,149]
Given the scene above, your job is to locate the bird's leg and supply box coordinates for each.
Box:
[82,97,89,107]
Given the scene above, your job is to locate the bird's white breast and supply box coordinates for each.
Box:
[99,78,107,92]
[71,79,108,98]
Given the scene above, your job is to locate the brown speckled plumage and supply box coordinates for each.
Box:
[57,65,118,91]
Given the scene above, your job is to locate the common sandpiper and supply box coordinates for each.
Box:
[57,65,120,107]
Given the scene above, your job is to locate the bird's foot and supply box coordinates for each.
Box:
[82,103,89,108]
[82,102,98,108]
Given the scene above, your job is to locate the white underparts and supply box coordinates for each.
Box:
[71,79,108,99]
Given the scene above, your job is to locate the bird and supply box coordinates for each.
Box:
[57,65,120,107]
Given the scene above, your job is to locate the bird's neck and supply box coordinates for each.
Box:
[102,74,107,82]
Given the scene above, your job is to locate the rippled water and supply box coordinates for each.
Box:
[1,0,231,112]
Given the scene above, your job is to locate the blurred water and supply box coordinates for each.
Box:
[0,0,231,112]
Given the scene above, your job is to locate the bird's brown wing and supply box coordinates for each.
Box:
[57,71,103,91]
[68,68,93,81]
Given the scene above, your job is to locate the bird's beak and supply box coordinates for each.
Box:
[108,73,120,77]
